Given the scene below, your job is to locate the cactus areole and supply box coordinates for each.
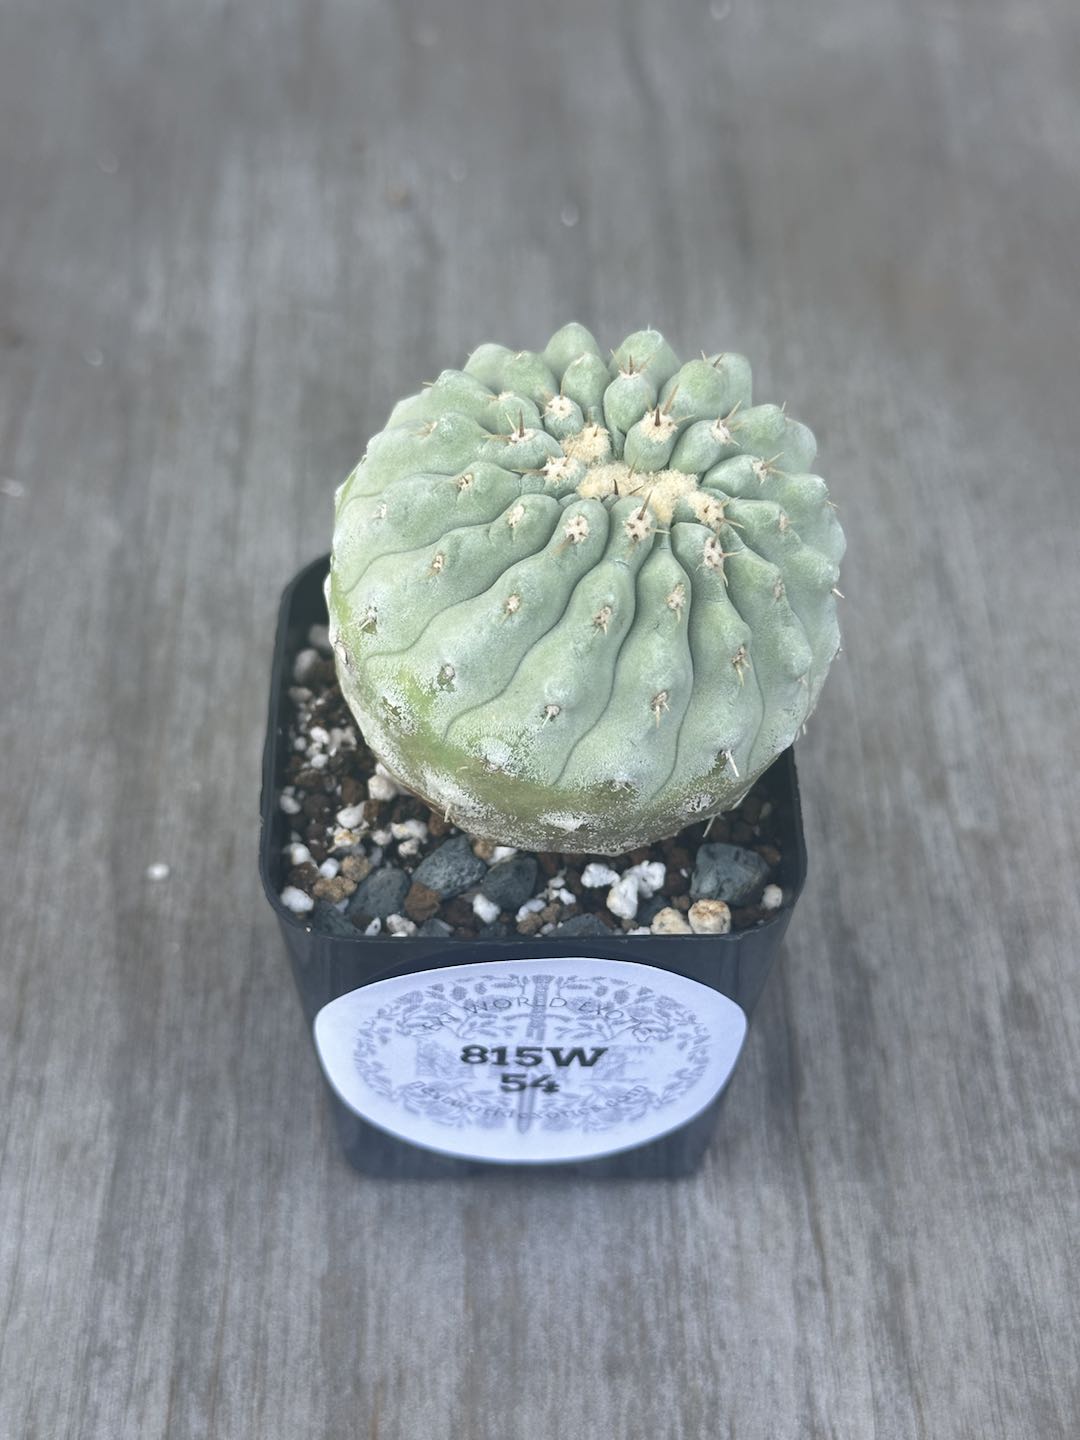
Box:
[328,325,845,855]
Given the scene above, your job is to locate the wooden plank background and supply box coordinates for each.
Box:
[2,0,1078,1435]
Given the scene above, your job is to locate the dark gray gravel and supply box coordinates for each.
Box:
[690,844,772,905]
[551,914,613,938]
[480,854,539,912]
[417,917,454,939]
[411,835,488,900]
[312,899,364,937]
[347,865,411,920]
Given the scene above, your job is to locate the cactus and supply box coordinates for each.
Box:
[327,324,845,854]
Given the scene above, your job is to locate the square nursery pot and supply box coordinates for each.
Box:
[260,556,808,1179]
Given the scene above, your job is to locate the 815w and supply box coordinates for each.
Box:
[459,1045,607,1069]
[459,1044,608,1096]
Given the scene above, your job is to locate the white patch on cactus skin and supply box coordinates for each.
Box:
[710,416,735,445]
[593,604,613,633]
[455,471,474,491]
[429,551,446,575]
[624,508,653,543]
[563,424,612,466]
[503,592,521,616]
[650,690,670,725]
[666,582,686,615]
[563,514,590,544]
[576,467,619,502]
[544,395,576,422]
[543,455,576,486]
[703,535,735,578]
[688,491,727,529]
[638,469,698,523]
[506,503,526,529]
[538,812,588,833]
[506,425,538,448]
[642,406,678,444]
[479,739,513,773]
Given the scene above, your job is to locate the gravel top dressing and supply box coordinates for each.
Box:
[278,625,787,941]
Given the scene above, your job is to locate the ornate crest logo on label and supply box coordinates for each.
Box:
[313,957,747,1164]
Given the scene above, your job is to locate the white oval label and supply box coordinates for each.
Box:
[312,957,747,1164]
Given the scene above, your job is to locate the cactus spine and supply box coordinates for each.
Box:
[328,325,845,854]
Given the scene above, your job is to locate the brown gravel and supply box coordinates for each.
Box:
[313,875,356,903]
[403,881,440,923]
[340,854,371,883]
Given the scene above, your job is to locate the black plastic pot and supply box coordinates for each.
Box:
[260,555,808,1178]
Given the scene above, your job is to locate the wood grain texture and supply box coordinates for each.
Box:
[2,0,1078,1435]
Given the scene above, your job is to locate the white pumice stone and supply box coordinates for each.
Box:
[582,862,620,889]
[557,888,575,906]
[308,623,331,652]
[626,860,666,897]
[279,794,302,815]
[288,687,313,703]
[397,838,421,858]
[318,858,341,879]
[491,846,518,863]
[281,886,315,914]
[364,916,383,936]
[651,907,693,935]
[331,828,362,853]
[391,819,428,841]
[761,884,784,911]
[292,648,320,682]
[688,899,732,934]
[336,804,366,829]
[285,843,312,867]
[387,914,418,937]
[607,875,641,920]
[309,725,331,747]
[292,736,307,752]
[515,896,547,922]
[368,772,398,802]
[472,894,501,925]
[627,927,652,936]
[308,752,328,770]
[371,828,392,846]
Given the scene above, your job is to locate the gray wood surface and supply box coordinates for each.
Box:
[2,0,1078,1435]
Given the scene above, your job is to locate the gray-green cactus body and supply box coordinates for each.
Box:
[328,324,845,853]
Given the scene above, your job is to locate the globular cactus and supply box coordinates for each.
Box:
[327,324,845,855]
